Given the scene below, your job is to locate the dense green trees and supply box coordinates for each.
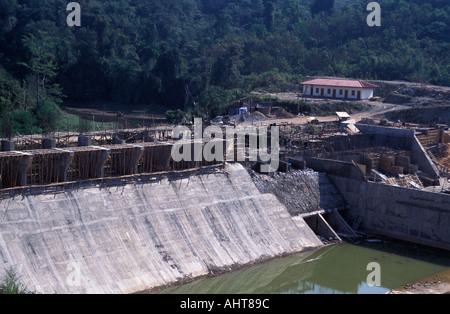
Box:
[311,0,335,15]
[0,0,449,136]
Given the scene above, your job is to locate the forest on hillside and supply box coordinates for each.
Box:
[0,0,449,135]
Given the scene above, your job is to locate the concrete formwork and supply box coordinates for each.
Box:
[24,149,74,186]
[138,142,173,173]
[67,146,110,181]
[0,152,33,188]
[103,144,145,176]
[169,139,223,171]
[416,129,443,147]
[0,140,227,192]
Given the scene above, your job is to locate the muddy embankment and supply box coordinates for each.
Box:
[385,105,450,125]
[372,80,450,125]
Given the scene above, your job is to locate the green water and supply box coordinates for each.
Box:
[157,241,450,294]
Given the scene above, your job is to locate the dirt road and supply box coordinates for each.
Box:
[242,96,408,127]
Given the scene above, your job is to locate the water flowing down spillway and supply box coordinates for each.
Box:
[0,164,322,294]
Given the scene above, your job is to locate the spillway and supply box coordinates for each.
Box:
[0,163,322,294]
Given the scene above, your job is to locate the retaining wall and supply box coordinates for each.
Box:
[306,157,365,180]
[330,175,450,251]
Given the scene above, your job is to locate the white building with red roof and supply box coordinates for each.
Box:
[300,78,378,100]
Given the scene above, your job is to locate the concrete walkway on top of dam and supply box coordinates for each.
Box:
[0,163,322,294]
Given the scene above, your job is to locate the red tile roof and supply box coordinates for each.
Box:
[301,78,378,89]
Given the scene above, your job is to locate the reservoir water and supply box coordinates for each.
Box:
[156,240,450,294]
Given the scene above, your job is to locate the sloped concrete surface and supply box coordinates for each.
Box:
[0,164,321,294]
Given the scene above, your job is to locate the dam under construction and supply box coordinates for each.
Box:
[0,122,449,294]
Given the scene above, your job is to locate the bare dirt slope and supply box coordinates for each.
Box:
[241,96,408,126]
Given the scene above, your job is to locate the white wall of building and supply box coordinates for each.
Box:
[360,88,374,99]
[303,85,374,100]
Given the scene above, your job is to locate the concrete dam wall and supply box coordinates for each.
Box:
[330,175,450,251]
[0,164,322,294]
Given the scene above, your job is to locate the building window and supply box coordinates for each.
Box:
[352,90,356,96]
[327,89,331,94]
[316,88,319,93]
[339,90,343,95]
